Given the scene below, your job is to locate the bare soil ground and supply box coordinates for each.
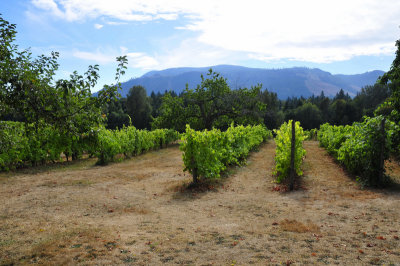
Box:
[1,141,399,265]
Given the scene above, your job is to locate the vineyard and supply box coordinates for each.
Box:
[1,136,399,265]
[0,121,179,170]
[1,12,400,265]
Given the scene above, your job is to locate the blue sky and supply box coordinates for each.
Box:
[1,0,400,92]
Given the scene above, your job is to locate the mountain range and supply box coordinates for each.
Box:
[115,65,384,99]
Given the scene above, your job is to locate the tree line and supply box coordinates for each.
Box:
[102,81,390,132]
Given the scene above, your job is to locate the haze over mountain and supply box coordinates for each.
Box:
[117,65,384,99]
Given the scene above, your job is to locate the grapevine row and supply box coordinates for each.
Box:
[96,127,179,165]
[0,121,179,170]
[180,124,272,182]
[318,116,398,186]
[273,120,306,183]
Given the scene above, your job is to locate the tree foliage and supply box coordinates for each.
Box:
[152,70,265,131]
[378,38,400,121]
[126,85,152,129]
[0,15,127,162]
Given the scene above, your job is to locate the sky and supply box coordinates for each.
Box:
[1,0,400,92]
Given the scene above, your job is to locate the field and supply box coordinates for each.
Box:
[1,141,400,265]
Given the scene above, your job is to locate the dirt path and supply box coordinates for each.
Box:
[0,141,399,265]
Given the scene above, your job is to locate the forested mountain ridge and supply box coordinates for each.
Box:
[116,65,384,99]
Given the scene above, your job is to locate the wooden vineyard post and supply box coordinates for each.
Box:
[289,120,296,191]
[378,118,386,186]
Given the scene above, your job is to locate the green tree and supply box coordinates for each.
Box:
[150,91,163,118]
[289,102,323,130]
[104,98,130,129]
[152,70,265,131]
[329,99,357,125]
[260,89,284,129]
[126,85,152,129]
[0,15,128,161]
[151,92,187,131]
[378,38,400,121]
[354,84,390,118]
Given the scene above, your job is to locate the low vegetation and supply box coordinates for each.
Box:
[318,116,398,186]
[180,124,271,182]
[273,120,306,183]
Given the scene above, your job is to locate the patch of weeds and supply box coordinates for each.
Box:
[216,237,225,244]
[248,246,262,252]
[176,260,194,264]
[148,243,157,251]
[368,258,381,265]
[64,179,94,186]
[280,245,291,253]
[125,240,136,245]
[122,256,137,263]
[317,255,330,264]
[104,241,117,251]
[304,239,314,249]
[71,244,82,248]
[230,234,244,240]
[0,239,15,247]
[86,248,98,259]
[160,256,175,263]
[214,235,225,245]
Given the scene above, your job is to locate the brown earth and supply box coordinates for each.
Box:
[0,141,399,265]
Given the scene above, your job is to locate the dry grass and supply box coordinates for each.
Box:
[279,219,320,233]
[1,141,400,265]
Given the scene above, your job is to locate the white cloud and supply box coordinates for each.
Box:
[72,50,115,64]
[32,0,400,63]
[71,48,159,69]
[94,23,103,29]
[127,52,159,69]
[157,39,234,69]
[106,21,128,26]
[31,0,64,17]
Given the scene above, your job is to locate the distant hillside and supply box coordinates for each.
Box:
[113,65,384,99]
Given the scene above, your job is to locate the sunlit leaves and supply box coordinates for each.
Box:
[96,126,179,165]
[180,124,271,180]
[318,116,398,186]
[273,120,306,183]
